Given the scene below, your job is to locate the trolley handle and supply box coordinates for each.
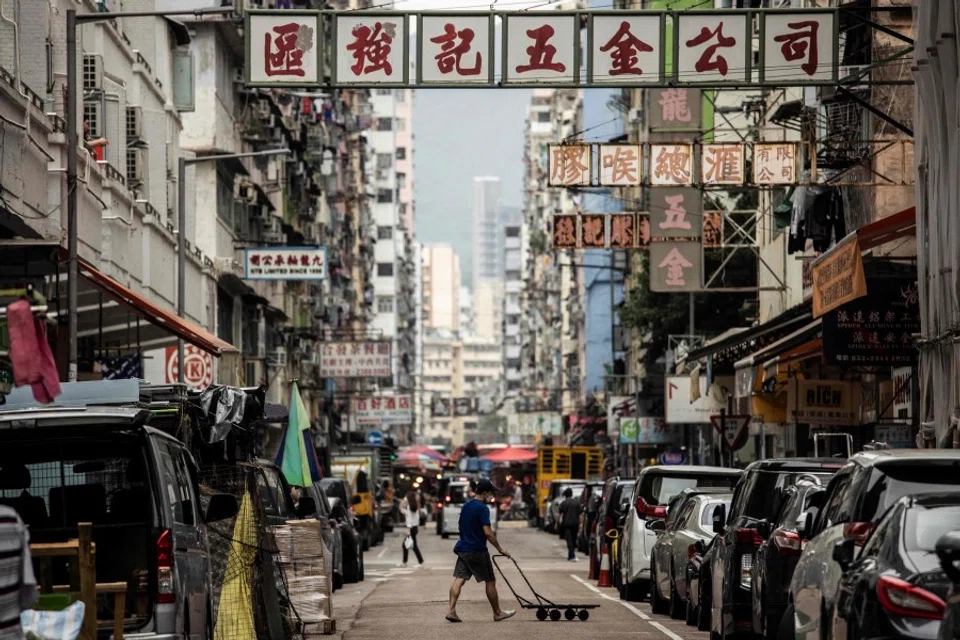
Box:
[492,554,553,608]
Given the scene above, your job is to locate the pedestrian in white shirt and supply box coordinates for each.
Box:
[400,491,424,567]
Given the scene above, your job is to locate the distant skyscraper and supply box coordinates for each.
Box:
[472,176,502,289]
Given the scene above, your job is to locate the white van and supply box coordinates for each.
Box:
[441,481,498,538]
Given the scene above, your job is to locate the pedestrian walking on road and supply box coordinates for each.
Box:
[446,479,516,623]
[559,488,581,562]
[401,491,425,567]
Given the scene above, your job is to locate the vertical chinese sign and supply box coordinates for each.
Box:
[418,14,495,85]
[649,242,702,292]
[247,11,323,87]
[649,187,702,239]
[334,13,410,85]
[503,13,578,85]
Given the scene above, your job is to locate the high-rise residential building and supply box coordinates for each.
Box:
[473,281,503,340]
[472,176,502,288]
[422,244,461,331]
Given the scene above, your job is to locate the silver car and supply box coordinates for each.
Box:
[650,492,732,619]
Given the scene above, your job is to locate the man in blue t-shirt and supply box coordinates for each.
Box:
[446,479,516,623]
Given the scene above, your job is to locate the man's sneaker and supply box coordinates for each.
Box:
[494,610,516,622]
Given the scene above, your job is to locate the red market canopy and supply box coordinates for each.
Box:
[481,446,538,464]
[399,445,448,462]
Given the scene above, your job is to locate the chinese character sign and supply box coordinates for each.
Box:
[650,144,693,186]
[649,187,702,239]
[579,214,606,248]
[649,242,702,292]
[335,15,408,84]
[702,144,745,184]
[762,12,835,83]
[599,144,641,186]
[609,214,637,249]
[702,212,723,248]
[245,247,327,280]
[504,14,577,84]
[320,341,392,377]
[355,394,413,425]
[248,13,322,86]
[676,13,749,84]
[552,214,579,249]
[648,88,702,130]
[589,15,662,84]
[548,144,591,186]
[753,143,797,184]
[420,14,493,84]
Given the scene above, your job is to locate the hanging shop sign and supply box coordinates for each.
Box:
[649,241,702,292]
[354,395,412,425]
[621,416,677,445]
[548,141,809,188]
[810,233,867,318]
[430,397,452,417]
[822,278,920,365]
[508,412,563,437]
[787,379,858,426]
[875,423,913,448]
[665,375,734,424]
[246,9,839,89]
[891,366,913,420]
[319,341,391,377]
[648,88,703,130]
[163,345,214,391]
[244,247,327,280]
[649,187,702,239]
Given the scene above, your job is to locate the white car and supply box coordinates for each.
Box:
[441,481,498,538]
[619,465,741,602]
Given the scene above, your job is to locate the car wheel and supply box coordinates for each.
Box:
[359,547,365,582]
[442,532,450,539]
[343,540,361,584]
[778,602,794,640]
[624,580,645,602]
[697,577,711,632]
[762,594,780,640]
[668,567,684,620]
[333,572,344,591]
[685,593,696,626]
[361,529,371,551]
[650,564,669,615]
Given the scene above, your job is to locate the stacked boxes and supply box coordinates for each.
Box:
[274,520,335,635]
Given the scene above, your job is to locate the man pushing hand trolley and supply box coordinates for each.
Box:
[492,554,600,622]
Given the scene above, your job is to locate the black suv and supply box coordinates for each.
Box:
[708,458,843,640]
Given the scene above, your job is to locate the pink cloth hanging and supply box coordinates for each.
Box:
[7,299,61,404]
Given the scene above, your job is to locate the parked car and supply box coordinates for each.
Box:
[303,482,344,590]
[434,473,472,534]
[787,450,960,640]
[544,480,585,534]
[709,458,842,640]
[689,535,718,631]
[650,491,732,620]
[936,529,960,640]
[439,480,498,538]
[577,481,606,554]
[619,465,741,601]
[751,479,826,639]
[594,478,634,590]
[830,493,960,640]
[0,405,239,639]
[327,496,365,584]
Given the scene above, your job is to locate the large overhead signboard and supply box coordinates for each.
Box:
[245,8,850,89]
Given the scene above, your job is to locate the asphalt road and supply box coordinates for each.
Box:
[333,522,709,640]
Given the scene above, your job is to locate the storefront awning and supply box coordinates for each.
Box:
[78,258,238,357]
[857,206,916,252]
[683,302,812,367]
[735,320,822,371]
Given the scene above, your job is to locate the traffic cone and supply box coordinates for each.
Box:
[597,542,612,587]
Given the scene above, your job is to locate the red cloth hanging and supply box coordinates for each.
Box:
[7,300,61,404]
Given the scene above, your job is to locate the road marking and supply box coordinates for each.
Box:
[377,547,388,558]
[570,575,686,640]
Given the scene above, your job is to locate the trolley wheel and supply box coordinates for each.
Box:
[536,607,548,621]
[578,609,590,621]
[565,608,576,620]
[550,609,562,621]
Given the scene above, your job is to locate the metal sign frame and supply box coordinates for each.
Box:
[245,7,914,90]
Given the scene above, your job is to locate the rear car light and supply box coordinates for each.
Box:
[842,521,875,545]
[876,576,945,620]
[688,544,697,560]
[437,502,443,509]
[445,495,451,503]
[636,497,667,519]
[772,528,802,556]
[156,529,174,604]
[739,553,754,590]
[735,527,764,546]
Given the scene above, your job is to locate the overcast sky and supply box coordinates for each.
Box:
[408,0,551,286]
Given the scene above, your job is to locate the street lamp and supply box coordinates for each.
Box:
[176,148,290,383]
[66,6,233,381]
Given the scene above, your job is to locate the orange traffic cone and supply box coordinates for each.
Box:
[597,542,612,587]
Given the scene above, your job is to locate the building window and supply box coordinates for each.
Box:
[395,117,406,132]
[506,227,520,237]
[397,172,406,189]
[377,262,394,277]
[396,147,407,160]
[399,203,408,215]
[377,189,393,203]
[537,111,551,122]
[376,117,392,131]
[217,288,234,344]
[377,296,394,313]
[216,169,234,226]
[376,153,392,169]
[396,89,406,102]
[377,225,393,240]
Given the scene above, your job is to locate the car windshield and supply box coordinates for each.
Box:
[860,462,960,521]
[778,487,824,528]
[739,471,833,521]
[903,505,960,571]
[701,500,731,527]
[320,479,347,502]
[640,473,740,506]
[449,484,469,504]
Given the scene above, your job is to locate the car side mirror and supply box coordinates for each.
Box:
[712,504,727,535]
[352,495,362,506]
[694,540,705,555]
[647,519,667,534]
[935,531,960,583]
[297,495,317,519]
[756,519,771,539]
[204,493,239,524]
[832,539,856,571]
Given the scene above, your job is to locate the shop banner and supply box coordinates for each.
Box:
[620,416,678,445]
[665,375,733,424]
[354,395,412,425]
[822,278,920,365]
[319,341,391,377]
[811,233,867,318]
[244,247,327,280]
[508,412,563,437]
[875,423,914,448]
[788,379,859,425]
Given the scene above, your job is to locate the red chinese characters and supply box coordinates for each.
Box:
[772,19,822,77]
[264,22,314,78]
[430,23,481,76]
[598,21,653,77]
[346,21,396,76]
[516,24,566,74]
[685,22,736,76]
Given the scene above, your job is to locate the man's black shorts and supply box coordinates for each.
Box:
[453,551,495,583]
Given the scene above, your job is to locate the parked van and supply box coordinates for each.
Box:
[440,481,498,538]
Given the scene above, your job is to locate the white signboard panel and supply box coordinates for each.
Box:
[676,13,749,84]
[245,247,327,280]
[335,14,409,84]
[665,375,734,424]
[419,14,494,84]
[503,14,578,84]
[589,14,663,85]
[320,341,392,378]
[247,11,322,87]
[355,395,413,425]
[761,12,836,83]
[599,144,642,186]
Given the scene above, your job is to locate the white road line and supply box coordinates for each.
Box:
[570,575,685,640]
[377,547,388,558]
